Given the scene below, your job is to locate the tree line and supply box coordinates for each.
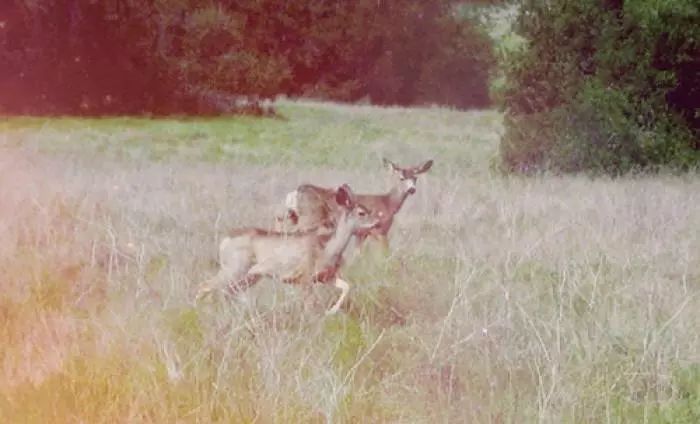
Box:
[0,0,496,115]
[3,0,697,174]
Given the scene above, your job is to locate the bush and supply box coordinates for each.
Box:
[500,0,700,174]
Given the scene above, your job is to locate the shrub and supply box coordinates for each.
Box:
[500,0,700,174]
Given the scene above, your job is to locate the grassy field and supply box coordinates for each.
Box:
[1,100,699,423]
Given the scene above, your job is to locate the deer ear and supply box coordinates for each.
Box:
[335,184,355,208]
[383,158,399,172]
[416,159,433,174]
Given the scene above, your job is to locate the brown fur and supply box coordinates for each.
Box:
[281,158,433,249]
[196,185,379,314]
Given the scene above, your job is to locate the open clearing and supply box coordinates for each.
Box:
[1,101,699,422]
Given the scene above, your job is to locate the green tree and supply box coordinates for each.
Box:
[500,0,699,174]
[0,0,497,114]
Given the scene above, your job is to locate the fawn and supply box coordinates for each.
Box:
[277,158,433,249]
[197,184,379,314]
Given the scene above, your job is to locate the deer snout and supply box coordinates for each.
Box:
[403,178,417,195]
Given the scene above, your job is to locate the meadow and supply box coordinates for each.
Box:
[1,100,699,423]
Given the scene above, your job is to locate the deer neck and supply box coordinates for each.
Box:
[387,185,411,215]
[317,211,355,270]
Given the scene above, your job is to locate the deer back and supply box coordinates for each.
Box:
[244,230,321,283]
[295,184,341,231]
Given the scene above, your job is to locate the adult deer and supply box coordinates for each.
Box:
[196,184,379,315]
[278,158,433,249]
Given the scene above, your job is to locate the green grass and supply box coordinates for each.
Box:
[1,99,699,422]
[0,100,499,172]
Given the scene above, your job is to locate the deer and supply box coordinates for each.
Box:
[276,158,433,250]
[196,184,379,315]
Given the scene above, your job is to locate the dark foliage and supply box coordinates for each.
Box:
[500,0,699,174]
[0,0,495,115]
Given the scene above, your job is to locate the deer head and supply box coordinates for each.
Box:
[382,158,434,196]
[335,184,379,231]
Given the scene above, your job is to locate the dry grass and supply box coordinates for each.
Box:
[1,100,699,423]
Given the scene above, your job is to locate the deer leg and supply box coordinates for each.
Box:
[195,268,238,302]
[375,234,390,252]
[195,278,217,302]
[326,277,350,315]
[227,274,261,296]
[357,232,389,258]
[300,283,318,313]
[197,237,252,302]
[354,233,369,251]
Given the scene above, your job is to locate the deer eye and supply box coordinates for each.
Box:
[357,209,367,217]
